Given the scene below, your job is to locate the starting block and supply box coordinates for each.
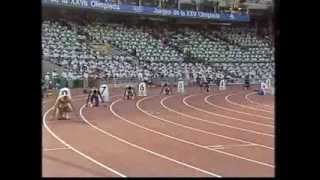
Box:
[266,79,271,89]
[99,84,110,102]
[177,80,185,94]
[138,82,147,97]
[219,79,226,91]
[259,82,267,95]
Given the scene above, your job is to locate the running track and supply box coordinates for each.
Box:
[42,85,275,177]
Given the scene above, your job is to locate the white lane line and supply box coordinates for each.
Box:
[161,96,274,150]
[204,94,274,121]
[43,103,126,177]
[139,96,262,146]
[140,95,272,150]
[80,103,221,177]
[181,95,274,137]
[207,143,256,149]
[245,92,274,108]
[201,95,274,124]
[225,93,273,113]
[43,147,70,151]
[207,145,223,148]
[110,98,274,168]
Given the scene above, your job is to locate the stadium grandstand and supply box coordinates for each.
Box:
[42,0,275,177]
[42,0,274,90]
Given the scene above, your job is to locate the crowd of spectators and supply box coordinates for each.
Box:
[42,20,274,86]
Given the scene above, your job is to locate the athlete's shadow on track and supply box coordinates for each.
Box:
[45,118,88,125]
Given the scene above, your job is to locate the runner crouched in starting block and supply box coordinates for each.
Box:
[52,95,75,120]
[243,75,250,90]
[200,81,210,92]
[124,86,136,100]
[86,88,104,107]
[160,83,172,95]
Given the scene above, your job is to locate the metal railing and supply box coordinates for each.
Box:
[42,75,274,91]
